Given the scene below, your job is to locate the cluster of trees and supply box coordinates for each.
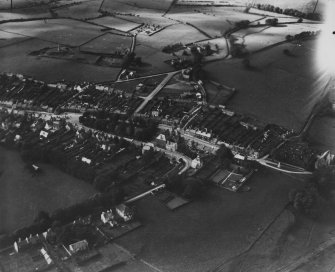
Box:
[13,189,125,241]
[162,43,185,54]
[235,20,250,29]
[79,111,158,142]
[164,175,205,200]
[265,18,278,26]
[289,167,335,219]
[255,4,321,21]
[289,182,319,218]
[285,30,320,42]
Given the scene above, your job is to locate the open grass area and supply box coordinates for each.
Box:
[308,116,335,154]
[0,19,104,47]
[0,38,121,82]
[89,16,141,32]
[0,0,52,10]
[167,5,262,38]
[80,32,132,54]
[116,168,299,272]
[204,38,319,131]
[0,147,97,233]
[176,0,325,14]
[233,22,321,52]
[53,0,102,20]
[101,0,174,13]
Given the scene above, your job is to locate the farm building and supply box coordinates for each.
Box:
[191,155,203,169]
[101,209,115,224]
[69,240,89,254]
[14,234,42,253]
[116,204,134,222]
[40,247,53,265]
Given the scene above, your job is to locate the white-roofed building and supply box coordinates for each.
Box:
[69,240,88,254]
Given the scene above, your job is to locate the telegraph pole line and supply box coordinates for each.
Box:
[10,0,13,11]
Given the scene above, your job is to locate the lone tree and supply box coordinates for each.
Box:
[289,182,319,219]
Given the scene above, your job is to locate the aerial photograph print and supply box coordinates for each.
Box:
[0,0,335,271]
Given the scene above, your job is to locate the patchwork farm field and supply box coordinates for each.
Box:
[52,0,102,19]
[0,19,104,46]
[0,0,52,9]
[177,0,325,14]
[101,0,174,12]
[233,22,321,52]
[137,23,208,49]
[0,6,52,21]
[167,5,262,38]
[0,38,121,82]
[80,32,133,54]
[89,16,141,32]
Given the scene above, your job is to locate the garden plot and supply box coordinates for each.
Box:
[52,0,102,20]
[159,74,195,98]
[0,19,104,47]
[89,16,141,32]
[80,32,132,55]
[114,74,167,96]
[167,5,262,38]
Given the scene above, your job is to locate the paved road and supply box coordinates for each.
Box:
[256,158,313,175]
[125,184,166,204]
[134,71,180,114]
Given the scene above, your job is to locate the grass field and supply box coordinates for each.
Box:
[308,116,335,154]
[0,19,104,47]
[0,0,52,10]
[176,0,325,14]
[80,32,132,54]
[204,38,319,131]
[233,22,321,52]
[133,23,207,74]
[137,23,208,49]
[167,6,262,38]
[53,0,102,20]
[101,0,174,13]
[0,36,121,82]
[90,16,141,32]
[0,147,97,233]
[116,168,299,272]
[0,6,52,21]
